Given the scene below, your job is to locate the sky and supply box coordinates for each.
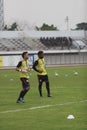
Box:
[4,0,87,30]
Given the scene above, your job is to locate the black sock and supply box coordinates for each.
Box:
[46,82,50,96]
[38,83,42,96]
[17,90,24,100]
[22,89,29,99]
[17,89,29,100]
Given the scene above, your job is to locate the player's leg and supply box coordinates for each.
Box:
[17,78,30,103]
[38,75,43,97]
[45,75,51,97]
[21,78,30,99]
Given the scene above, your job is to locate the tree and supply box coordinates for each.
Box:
[4,25,8,30]
[75,22,87,30]
[36,23,58,31]
[10,22,18,30]
[4,22,18,31]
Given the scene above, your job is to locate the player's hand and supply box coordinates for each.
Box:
[27,67,32,71]
[21,69,27,73]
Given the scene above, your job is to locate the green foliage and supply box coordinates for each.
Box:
[36,23,58,31]
[4,22,18,31]
[0,66,87,130]
[75,22,87,30]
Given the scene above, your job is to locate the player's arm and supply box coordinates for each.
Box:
[33,60,42,73]
[33,60,39,72]
[16,61,22,72]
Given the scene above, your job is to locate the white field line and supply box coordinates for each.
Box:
[0,100,87,114]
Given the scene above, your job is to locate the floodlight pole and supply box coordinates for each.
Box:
[65,16,69,31]
[0,0,4,30]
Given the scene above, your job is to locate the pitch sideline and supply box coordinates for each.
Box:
[0,100,87,114]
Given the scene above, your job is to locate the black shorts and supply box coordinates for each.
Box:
[20,78,30,89]
[37,75,49,83]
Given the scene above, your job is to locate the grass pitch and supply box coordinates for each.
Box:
[0,66,87,130]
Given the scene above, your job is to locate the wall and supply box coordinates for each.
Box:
[0,54,34,67]
[0,51,87,67]
[45,52,87,66]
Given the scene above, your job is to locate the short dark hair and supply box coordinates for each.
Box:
[38,51,43,56]
[22,52,28,58]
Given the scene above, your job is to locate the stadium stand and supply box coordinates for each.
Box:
[0,36,86,51]
[40,37,74,50]
[0,31,87,67]
[40,37,87,50]
[0,37,46,51]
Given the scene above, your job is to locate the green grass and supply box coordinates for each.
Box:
[0,66,87,130]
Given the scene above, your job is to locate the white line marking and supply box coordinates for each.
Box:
[0,100,87,114]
